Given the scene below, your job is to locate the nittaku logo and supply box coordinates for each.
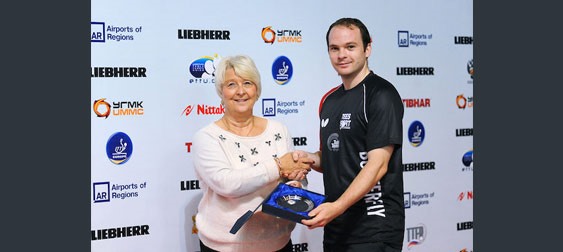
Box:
[182,104,224,116]
[272,56,293,85]
[408,120,425,147]
[261,26,302,44]
[262,98,276,116]
[406,224,426,250]
[188,54,221,84]
[458,191,473,201]
[106,132,133,165]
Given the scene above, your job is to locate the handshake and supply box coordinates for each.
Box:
[275,150,316,182]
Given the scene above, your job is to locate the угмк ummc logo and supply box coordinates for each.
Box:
[93,98,144,118]
[182,104,224,117]
[261,26,302,44]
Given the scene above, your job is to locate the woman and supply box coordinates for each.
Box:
[192,55,313,252]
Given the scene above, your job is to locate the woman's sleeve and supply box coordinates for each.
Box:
[192,129,280,198]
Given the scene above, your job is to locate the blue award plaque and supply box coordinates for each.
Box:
[262,183,326,223]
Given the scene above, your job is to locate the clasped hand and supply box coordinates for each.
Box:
[277,151,314,181]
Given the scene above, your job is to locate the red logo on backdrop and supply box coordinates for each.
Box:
[182,104,224,117]
[182,105,194,116]
[458,191,473,201]
[185,142,192,153]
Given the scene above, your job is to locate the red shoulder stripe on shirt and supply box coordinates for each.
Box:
[318,84,341,152]
[318,85,341,117]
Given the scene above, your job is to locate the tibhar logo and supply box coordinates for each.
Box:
[188,54,221,84]
[403,98,430,108]
[91,67,147,78]
[456,94,473,109]
[407,120,425,147]
[106,132,133,165]
[406,224,426,250]
[93,99,144,118]
[262,98,276,117]
[272,56,293,85]
[177,29,230,40]
[185,142,192,153]
[454,36,473,45]
[261,26,302,44]
[457,221,473,231]
[396,67,434,75]
[91,225,150,241]
[456,128,473,137]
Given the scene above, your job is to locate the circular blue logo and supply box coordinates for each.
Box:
[462,150,473,167]
[408,120,425,147]
[271,56,293,85]
[106,132,133,165]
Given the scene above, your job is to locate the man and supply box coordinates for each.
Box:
[299,17,405,251]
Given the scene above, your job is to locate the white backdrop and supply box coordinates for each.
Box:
[91,1,473,251]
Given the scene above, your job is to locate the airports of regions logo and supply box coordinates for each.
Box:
[106,132,133,165]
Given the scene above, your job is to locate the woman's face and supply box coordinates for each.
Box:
[221,68,257,116]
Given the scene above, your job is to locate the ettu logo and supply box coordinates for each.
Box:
[189,55,220,78]
[462,150,473,167]
[106,132,133,165]
[408,120,425,147]
[271,56,293,85]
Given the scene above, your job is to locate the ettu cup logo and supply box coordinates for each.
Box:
[271,56,293,85]
[106,132,133,165]
[408,120,425,147]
